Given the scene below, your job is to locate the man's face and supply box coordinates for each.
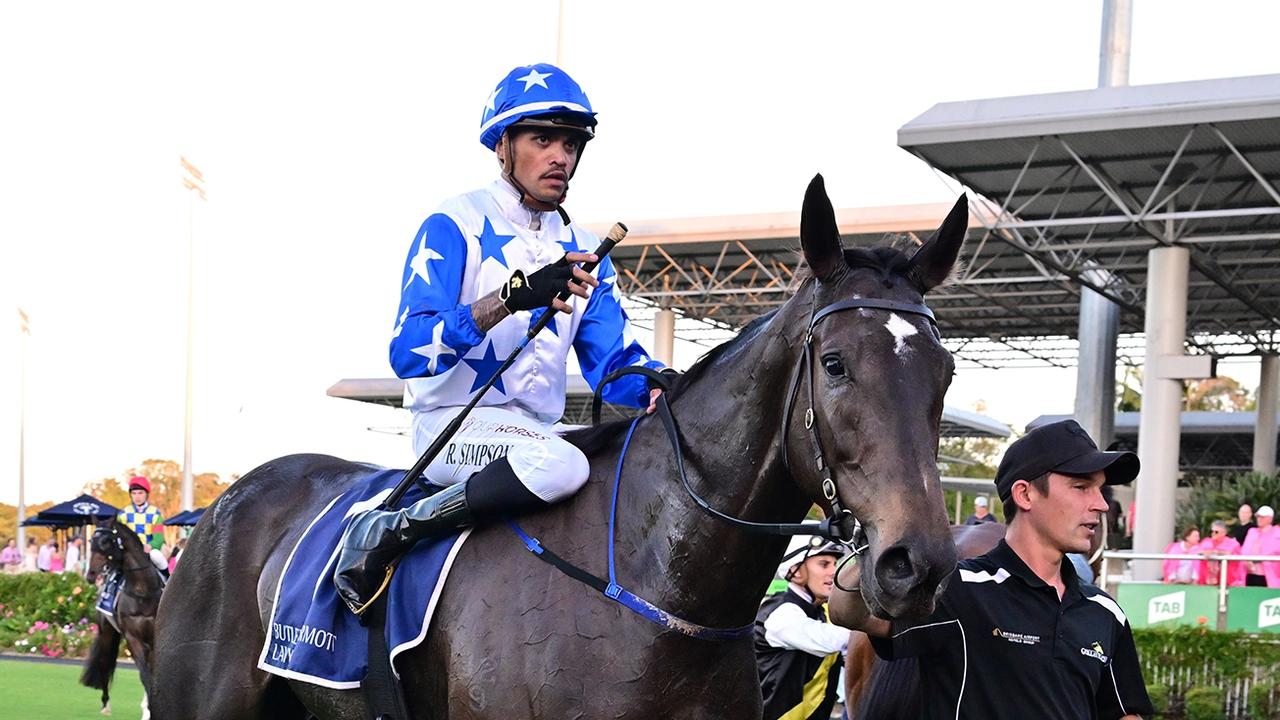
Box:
[1240,505,1254,524]
[1023,471,1108,555]
[503,128,582,205]
[1260,514,1274,529]
[130,488,148,505]
[792,555,839,604]
[974,503,988,517]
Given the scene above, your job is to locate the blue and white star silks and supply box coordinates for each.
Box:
[529,308,561,337]
[515,67,552,91]
[462,341,507,395]
[410,321,456,374]
[389,179,663,424]
[404,233,445,289]
[558,229,581,254]
[476,217,516,269]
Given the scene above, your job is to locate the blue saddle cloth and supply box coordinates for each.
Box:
[95,570,122,632]
[257,469,468,689]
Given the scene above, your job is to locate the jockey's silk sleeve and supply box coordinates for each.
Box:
[573,255,664,408]
[389,213,485,379]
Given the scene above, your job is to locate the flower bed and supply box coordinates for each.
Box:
[0,572,100,658]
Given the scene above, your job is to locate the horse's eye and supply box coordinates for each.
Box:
[822,354,846,377]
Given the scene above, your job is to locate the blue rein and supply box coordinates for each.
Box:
[508,415,753,642]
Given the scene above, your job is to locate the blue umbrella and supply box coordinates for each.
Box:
[164,507,207,527]
[22,494,120,527]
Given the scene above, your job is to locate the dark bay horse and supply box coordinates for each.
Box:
[152,175,966,719]
[83,520,165,717]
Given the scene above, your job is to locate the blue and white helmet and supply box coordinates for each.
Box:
[479,63,597,151]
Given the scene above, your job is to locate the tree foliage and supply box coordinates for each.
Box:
[1176,471,1280,538]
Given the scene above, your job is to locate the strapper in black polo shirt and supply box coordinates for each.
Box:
[994,419,1140,502]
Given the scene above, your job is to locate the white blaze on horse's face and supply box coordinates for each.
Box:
[884,313,918,356]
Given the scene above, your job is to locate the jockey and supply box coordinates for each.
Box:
[755,536,849,720]
[333,63,669,616]
[118,476,168,573]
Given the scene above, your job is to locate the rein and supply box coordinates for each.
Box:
[510,289,940,639]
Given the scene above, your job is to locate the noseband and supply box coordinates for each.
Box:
[782,294,938,540]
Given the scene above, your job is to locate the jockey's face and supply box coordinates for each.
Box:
[501,127,582,207]
[130,488,148,506]
[793,555,839,605]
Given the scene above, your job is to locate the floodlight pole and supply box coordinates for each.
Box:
[1074,0,1131,452]
[16,309,30,550]
[181,157,206,512]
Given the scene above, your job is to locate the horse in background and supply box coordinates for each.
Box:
[82,520,164,718]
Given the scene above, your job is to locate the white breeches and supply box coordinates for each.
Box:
[148,548,167,573]
[412,406,590,503]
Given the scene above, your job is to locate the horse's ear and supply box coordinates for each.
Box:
[800,174,845,282]
[908,194,968,293]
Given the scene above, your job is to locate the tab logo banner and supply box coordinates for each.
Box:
[1148,590,1185,624]
[1260,597,1280,629]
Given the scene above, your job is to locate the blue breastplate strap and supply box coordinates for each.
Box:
[507,416,753,642]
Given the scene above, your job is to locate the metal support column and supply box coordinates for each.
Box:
[1255,354,1279,474]
[1133,246,1190,580]
[1075,270,1119,448]
[654,309,676,367]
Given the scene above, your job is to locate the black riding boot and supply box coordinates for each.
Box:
[333,456,548,615]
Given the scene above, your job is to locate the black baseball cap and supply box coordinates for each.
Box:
[994,419,1139,502]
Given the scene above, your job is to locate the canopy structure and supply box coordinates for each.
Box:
[326,376,1011,439]
[896,73,1280,364]
[164,508,207,527]
[21,494,120,527]
[1028,412,1280,473]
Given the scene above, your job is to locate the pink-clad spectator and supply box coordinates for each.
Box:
[1163,527,1203,584]
[1242,505,1280,588]
[0,539,20,574]
[1197,520,1245,587]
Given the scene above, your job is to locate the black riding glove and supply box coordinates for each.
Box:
[499,257,576,312]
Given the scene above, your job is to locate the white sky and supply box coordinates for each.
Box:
[3,1,1279,505]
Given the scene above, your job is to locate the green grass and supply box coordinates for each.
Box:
[0,658,145,720]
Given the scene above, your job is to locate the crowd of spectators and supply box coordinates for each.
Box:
[1162,504,1280,587]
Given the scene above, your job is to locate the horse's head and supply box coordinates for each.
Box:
[789,174,963,619]
[86,521,125,583]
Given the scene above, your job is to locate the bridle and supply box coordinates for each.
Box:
[781,292,939,541]
[594,284,939,545]
[92,525,163,601]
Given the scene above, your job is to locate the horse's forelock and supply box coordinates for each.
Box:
[791,239,919,291]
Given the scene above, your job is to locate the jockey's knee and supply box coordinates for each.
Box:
[506,439,589,504]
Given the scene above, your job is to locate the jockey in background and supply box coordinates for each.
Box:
[118,476,168,573]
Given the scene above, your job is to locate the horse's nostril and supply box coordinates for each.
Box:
[875,546,916,585]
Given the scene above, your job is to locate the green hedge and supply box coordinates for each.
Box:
[0,573,99,658]
[1134,626,1280,679]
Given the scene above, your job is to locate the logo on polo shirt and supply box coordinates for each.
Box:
[1148,590,1185,624]
[1261,598,1280,629]
[991,627,1041,646]
[1080,640,1109,663]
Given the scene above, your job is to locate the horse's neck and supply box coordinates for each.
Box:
[607,314,812,628]
[122,542,161,591]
